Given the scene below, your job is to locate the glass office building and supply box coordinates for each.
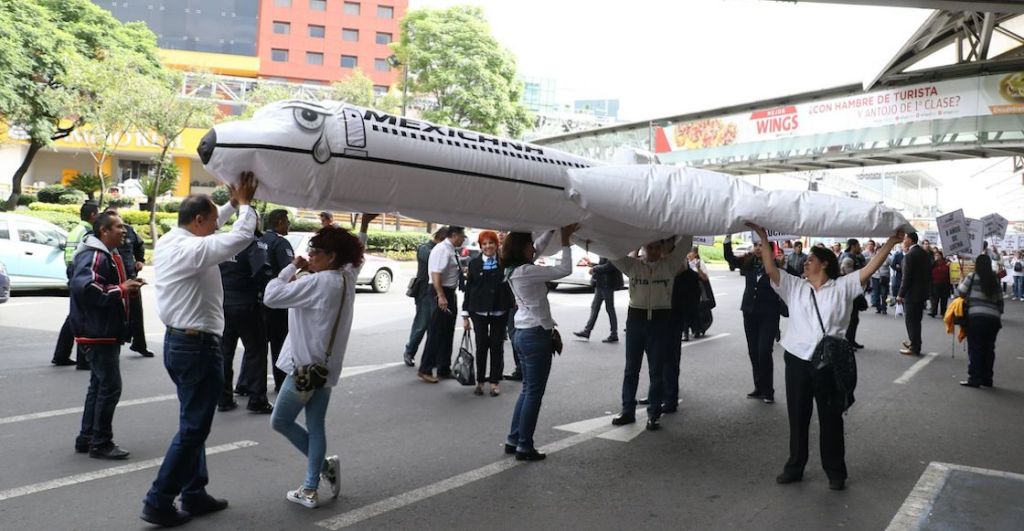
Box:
[95,0,259,56]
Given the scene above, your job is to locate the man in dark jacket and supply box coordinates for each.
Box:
[839,239,867,349]
[218,239,273,413]
[258,209,294,393]
[70,212,144,459]
[573,257,623,343]
[107,206,154,358]
[53,201,99,368]
[897,232,930,356]
[403,228,445,366]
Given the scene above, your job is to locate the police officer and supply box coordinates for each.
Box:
[106,206,154,358]
[217,237,274,413]
[52,200,99,368]
[259,209,294,393]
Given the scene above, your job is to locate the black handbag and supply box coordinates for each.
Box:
[809,288,858,413]
[293,278,346,393]
[853,294,868,312]
[406,277,422,298]
[453,330,476,386]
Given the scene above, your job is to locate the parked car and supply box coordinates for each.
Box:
[535,244,600,290]
[0,214,69,292]
[0,260,10,303]
[284,232,398,293]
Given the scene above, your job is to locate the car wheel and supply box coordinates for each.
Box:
[372,269,392,293]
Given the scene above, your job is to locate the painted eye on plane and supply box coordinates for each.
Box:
[293,107,325,131]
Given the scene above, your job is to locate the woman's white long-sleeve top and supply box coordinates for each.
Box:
[509,232,571,330]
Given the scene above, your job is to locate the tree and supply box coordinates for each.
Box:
[134,71,216,241]
[67,172,104,200]
[0,0,162,210]
[236,82,303,120]
[391,6,532,137]
[328,69,400,113]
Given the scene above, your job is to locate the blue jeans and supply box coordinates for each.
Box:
[1014,276,1024,299]
[78,344,122,448]
[145,330,224,511]
[622,310,670,417]
[404,289,436,357]
[507,327,553,452]
[871,277,889,311]
[271,375,333,489]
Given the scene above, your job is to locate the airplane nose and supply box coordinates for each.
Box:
[197,129,216,164]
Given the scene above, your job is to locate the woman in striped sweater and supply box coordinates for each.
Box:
[956,254,1004,388]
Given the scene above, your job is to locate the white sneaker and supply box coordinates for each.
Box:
[321,455,340,499]
[286,486,318,509]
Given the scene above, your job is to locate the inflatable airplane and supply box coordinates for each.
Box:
[198,100,912,257]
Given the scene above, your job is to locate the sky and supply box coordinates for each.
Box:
[409,0,1024,221]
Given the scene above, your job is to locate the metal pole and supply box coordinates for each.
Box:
[401,64,409,118]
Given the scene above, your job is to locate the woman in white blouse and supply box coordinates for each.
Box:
[500,224,579,462]
[263,214,374,509]
[749,222,902,491]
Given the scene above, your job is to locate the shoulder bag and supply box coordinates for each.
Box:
[809,287,858,413]
[953,276,973,328]
[293,278,346,393]
[405,277,422,298]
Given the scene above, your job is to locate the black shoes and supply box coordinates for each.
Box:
[776,473,803,484]
[504,372,523,382]
[131,347,155,358]
[851,342,865,349]
[645,418,660,431]
[514,449,546,461]
[52,359,76,366]
[181,494,229,516]
[959,380,981,388]
[573,330,590,340]
[140,505,192,527]
[637,397,651,405]
[89,443,130,460]
[246,401,273,414]
[504,443,517,455]
[746,390,762,399]
[217,400,238,412]
[829,479,846,491]
[233,386,249,397]
[763,396,775,404]
[74,436,91,453]
[76,363,91,371]
[403,352,415,367]
[601,336,619,343]
[611,413,635,426]
[682,332,690,342]
[661,405,678,414]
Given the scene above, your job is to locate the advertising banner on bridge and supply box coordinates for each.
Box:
[654,72,1024,154]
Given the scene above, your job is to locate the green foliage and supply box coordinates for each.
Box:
[139,163,178,198]
[393,6,532,136]
[160,201,182,213]
[210,186,230,206]
[290,219,320,232]
[235,83,303,120]
[330,69,376,107]
[15,209,79,232]
[116,208,176,226]
[67,172,104,200]
[365,230,431,252]
[17,193,38,206]
[37,185,73,204]
[106,197,135,208]
[58,191,89,204]
[28,202,79,214]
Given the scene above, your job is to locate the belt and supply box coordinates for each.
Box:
[166,327,221,340]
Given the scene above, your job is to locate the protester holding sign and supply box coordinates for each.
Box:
[1011,250,1024,301]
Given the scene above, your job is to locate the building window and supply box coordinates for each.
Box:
[343,2,360,15]
[342,28,359,42]
[272,21,290,35]
[274,0,292,6]
[377,5,394,19]
[373,85,389,96]
[310,0,326,11]
[271,48,289,62]
[374,58,391,72]
[306,52,324,65]
[375,32,392,45]
[341,55,358,68]
[309,24,325,38]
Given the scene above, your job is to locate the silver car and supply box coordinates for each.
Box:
[0,260,10,304]
[284,232,398,293]
[535,244,601,290]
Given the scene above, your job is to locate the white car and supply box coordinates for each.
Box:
[0,214,69,291]
[284,232,399,293]
[0,260,10,303]
[535,244,601,289]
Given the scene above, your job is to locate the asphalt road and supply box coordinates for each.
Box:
[1,265,1022,531]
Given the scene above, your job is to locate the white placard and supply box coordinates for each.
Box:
[693,235,716,246]
[967,218,985,257]
[922,230,940,246]
[749,230,799,243]
[936,209,971,256]
[980,213,1009,239]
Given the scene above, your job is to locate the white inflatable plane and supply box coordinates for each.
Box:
[199,100,912,257]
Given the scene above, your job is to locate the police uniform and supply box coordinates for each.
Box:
[259,229,294,392]
[218,240,272,411]
[117,223,151,356]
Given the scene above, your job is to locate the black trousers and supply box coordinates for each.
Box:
[583,287,618,336]
[929,284,951,317]
[966,315,1000,386]
[783,352,847,481]
[743,311,780,398]
[419,288,457,376]
[903,299,925,353]
[264,307,289,391]
[845,308,860,344]
[663,315,684,407]
[471,313,507,384]
[622,309,670,417]
[53,316,83,364]
[219,303,268,404]
[128,291,147,350]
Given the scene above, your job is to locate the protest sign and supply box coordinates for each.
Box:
[936,209,970,256]
[980,213,1008,239]
[749,230,798,243]
[967,218,985,257]
[693,235,716,246]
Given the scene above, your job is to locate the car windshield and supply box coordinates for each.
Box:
[17,224,64,248]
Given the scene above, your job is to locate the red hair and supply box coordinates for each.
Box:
[478,230,499,245]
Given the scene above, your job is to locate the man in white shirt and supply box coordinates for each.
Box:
[417,226,466,383]
[141,172,258,528]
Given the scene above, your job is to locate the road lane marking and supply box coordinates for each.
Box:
[315,426,618,530]
[0,363,403,427]
[886,462,1024,531]
[0,440,258,502]
[680,332,731,349]
[0,301,55,308]
[893,352,939,384]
